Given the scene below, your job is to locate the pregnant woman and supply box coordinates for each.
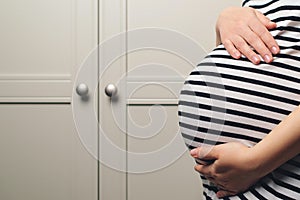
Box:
[178,0,300,199]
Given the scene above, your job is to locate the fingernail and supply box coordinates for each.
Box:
[271,46,279,54]
[252,56,260,64]
[190,148,198,156]
[234,51,241,58]
[264,54,272,63]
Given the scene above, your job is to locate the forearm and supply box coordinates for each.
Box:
[191,107,300,197]
[250,105,300,177]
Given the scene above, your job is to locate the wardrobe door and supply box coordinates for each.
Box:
[126,1,241,200]
[0,0,98,199]
[0,105,97,200]
[0,0,97,102]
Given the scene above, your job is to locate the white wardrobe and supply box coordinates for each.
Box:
[0,0,240,199]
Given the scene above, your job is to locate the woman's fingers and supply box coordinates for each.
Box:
[194,164,211,175]
[234,17,274,63]
[222,39,241,59]
[250,12,280,54]
[217,7,280,64]
[230,35,261,64]
[255,10,278,32]
[255,10,277,29]
[190,146,219,161]
[241,26,274,63]
[217,190,236,198]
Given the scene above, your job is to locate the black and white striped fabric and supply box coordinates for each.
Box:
[178,0,300,199]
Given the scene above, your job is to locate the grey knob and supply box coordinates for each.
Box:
[76,83,89,96]
[105,84,117,97]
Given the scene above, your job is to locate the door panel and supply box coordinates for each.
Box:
[0,105,97,200]
[98,0,127,199]
[128,0,242,52]
[0,0,98,199]
[127,106,202,200]
[0,0,97,102]
[126,0,241,199]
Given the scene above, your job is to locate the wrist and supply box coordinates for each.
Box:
[247,106,300,178]
[247,146,272,178]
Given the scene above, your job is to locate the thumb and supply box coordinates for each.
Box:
[255,10,277,29]
[190,145,219,160]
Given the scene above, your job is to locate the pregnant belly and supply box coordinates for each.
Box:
[178,47,300,154]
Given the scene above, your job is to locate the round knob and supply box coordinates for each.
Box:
[105,84,117,97]
[76,83,89,96]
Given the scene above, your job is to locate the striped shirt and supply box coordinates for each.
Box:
[178,0,300,199]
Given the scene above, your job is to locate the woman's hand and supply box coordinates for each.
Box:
[216,7,280,64]
[190,106,300,198]
[190,142,262,198]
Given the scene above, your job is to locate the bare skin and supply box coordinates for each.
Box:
[191,106,300,198]
[216,7,280,64]
[188,7,298,198]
